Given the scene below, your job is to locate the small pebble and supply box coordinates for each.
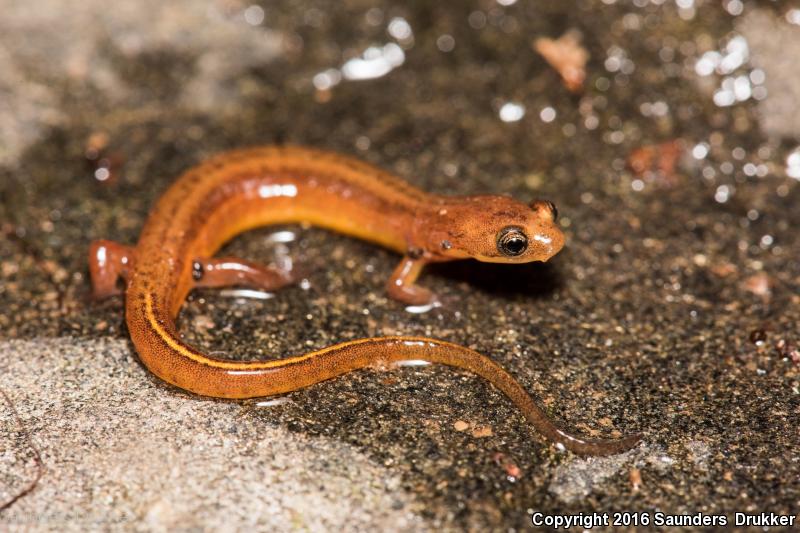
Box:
[471,425,493,438]
[629,467,642,492]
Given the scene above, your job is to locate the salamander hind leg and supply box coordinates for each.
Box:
[88,240,135,299]
[191,256,301,292]
[386,256,437,306]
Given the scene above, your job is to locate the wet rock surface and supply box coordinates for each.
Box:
[1,1,798,530]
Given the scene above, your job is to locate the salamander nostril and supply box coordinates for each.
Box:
[529,199,559,222]
[545,200,558,221]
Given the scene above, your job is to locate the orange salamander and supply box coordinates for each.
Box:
[89,145,641,456]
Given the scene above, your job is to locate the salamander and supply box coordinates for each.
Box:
[89,145,640,456]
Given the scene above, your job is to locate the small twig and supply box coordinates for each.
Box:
[0,388,43,512]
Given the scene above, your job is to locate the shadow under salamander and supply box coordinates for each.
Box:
[429,259,564,301]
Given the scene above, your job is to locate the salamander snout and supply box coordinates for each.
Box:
[516,198,564,261]
[489,199,564,263]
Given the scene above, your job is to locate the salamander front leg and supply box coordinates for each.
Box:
[88,240,135,299]
[386,256,436,306]
[191,256,299,291]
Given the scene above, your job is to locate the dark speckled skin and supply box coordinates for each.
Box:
[90,145,639,455]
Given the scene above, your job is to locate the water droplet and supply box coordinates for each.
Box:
[714,184,731,203]
[243,5,264,26]
[608,130,625,144]
[436,34,455,52]
[313,69,341,90]
[732,75,752,101]
[725,0,743,16]
[341,43,405,81]
[468,11,487,29]
[713,88,736,107]
[499,102,525,122]
[692,143,709,159]
[539,106,556,122]
[365,7,383,26]
[720,161,734,174]
[355,136,371,150]
[695,51,720,76]
[786,150,800,179]
[387,17,413,42]
[749,329,767,346]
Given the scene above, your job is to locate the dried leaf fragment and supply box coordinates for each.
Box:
[534,30,588,93]
[741,272,773,298]
[627,140,683,185]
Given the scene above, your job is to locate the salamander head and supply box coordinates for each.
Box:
[430,196,565,263]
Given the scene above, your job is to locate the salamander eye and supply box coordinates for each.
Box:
[496,226,528,257]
